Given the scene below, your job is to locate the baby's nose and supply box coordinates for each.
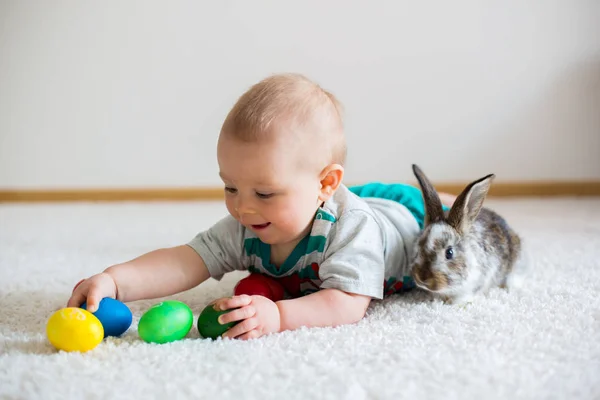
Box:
[235,204,257,216]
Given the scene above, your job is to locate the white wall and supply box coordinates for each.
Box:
[1,1,599,189]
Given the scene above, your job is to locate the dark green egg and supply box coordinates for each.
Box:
[197,303,238,339]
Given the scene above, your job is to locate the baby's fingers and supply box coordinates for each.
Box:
[67,280,88,308]
[222,317,258,339]
[218,305,256,325]
[215,295,252,311]
[86,288,103,313]
[66,291,86,308]
[237,330,261,341]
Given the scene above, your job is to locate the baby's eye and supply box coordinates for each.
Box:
[256,192,274,199]
[225,187,238,194]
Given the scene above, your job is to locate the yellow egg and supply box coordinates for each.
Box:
[46,307,104,352]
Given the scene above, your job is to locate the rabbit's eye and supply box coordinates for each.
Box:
[445,247,454,260]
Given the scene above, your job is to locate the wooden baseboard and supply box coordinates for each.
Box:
[0,182,599,203]
[0,188,224,203]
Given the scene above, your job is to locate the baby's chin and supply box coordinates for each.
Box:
[248,225,280,243]
[254,228,306,246]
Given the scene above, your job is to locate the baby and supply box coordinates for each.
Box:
[67,73,454,340]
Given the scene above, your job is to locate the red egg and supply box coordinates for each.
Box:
[234,273,285,301]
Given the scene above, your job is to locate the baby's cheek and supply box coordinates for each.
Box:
[275,208,304,231]
[274,203,311,232]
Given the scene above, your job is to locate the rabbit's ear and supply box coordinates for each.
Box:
[447,174,495,233]
[412,164,444,226]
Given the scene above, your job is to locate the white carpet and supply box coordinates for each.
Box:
[1,198,599,400]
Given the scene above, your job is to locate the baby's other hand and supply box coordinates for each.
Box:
[214,295,281,340]
[66,272,117,312]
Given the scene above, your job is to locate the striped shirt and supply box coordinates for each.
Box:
[188,184,422,299]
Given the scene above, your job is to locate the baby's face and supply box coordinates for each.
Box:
[217,135,323,247]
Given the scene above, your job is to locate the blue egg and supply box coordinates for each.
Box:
[81,297,132,338]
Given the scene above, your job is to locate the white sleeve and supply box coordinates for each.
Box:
[318,210,385,299]
[187,215,246,280]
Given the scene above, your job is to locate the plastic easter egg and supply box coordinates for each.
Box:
[81,297,132,337]
[234,273,285,302]
[197,303,238,339]
[138,300,193,344]
[46,307,104,352]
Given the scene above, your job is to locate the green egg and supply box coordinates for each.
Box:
[197,303,238,339]
[138,300,193,344]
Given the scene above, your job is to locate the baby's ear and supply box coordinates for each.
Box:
[318,164,344,202]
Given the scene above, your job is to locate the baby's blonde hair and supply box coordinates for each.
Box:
[220,73,346,165]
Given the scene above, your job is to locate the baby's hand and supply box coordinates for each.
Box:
[66,272,117,312]
[213,295,281,340]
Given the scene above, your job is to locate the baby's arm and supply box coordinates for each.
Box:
[105,245,210,302]
[216,288,370,340]
[277,289,371,330]
[67,245,210,311]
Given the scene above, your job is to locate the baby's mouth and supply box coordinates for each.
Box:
[251,223,271,230]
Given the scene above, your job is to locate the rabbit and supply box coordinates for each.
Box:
[409,164,528,305]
